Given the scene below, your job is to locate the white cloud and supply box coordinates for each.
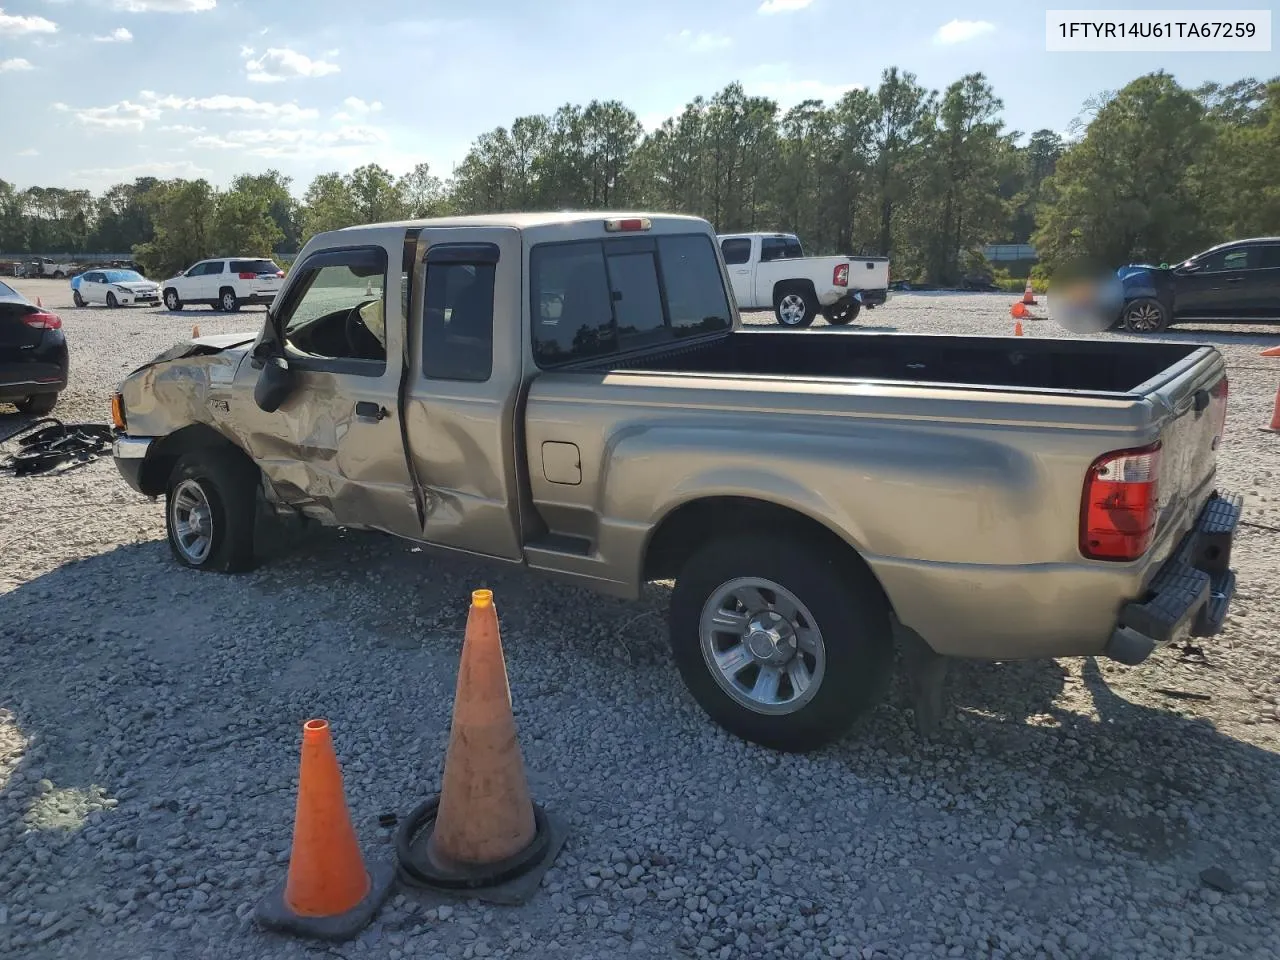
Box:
[55,98,161,130]
[758,0,812,13]
[934,19,995,44]
[94,27,133,42]
[669,29,732,53]
[70,160,213,183]
[160,123,205,133]
[0,8,58,35]
[192,124,387,159]
[342,96,382,113]
[245,47,339,83]
[112,0,216,12]
[140,91,320,122]
[1,57,34,71]
[18,148,39,157]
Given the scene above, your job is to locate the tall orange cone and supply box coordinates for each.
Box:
[1262,344,1280,358]
[254,719,394,941]
[1022,277,1036,305]
[1265,385,1280,433]
[191,323,200,338]
[36,296,43,307]
[394,589,567,903]
[1011,301,1028,320]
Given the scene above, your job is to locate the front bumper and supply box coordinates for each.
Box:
[1104,490,1242,665]
[112,435,153,494]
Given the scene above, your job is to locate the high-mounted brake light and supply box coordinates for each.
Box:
[22,310,61,330]
[1080,442,1162,561]
[604,217,652,232]
[833,263,849,287]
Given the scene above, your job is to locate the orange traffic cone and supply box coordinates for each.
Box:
[1022,278,1036,305]
[1011,301,1028,320]
[1266,385,1280,433]
[254,719,393,941]
[1014,320,1024,336]
[1262,345,1280,358]
[394,589,566,903]
[191,324,200,338]
[36,296,42,307]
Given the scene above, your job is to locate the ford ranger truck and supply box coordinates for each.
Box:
[716,231,890,327]
[109,211,1241,753]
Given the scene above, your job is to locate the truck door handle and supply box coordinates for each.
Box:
[1225,277,1243,283]
[355,401,387,421]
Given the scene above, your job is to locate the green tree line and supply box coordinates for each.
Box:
[2,69,1276,284]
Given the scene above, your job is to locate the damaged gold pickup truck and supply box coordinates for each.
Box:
[110,211,1242,751]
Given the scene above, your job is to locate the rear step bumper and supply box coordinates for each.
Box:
[1104,490,1242,666]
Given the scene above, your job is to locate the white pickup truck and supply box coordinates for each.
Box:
[717,232,890,327]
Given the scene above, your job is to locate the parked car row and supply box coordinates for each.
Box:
[66,256,286,313]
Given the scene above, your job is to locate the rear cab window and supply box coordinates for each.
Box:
[531,232,731,367]
[230,259,282,275]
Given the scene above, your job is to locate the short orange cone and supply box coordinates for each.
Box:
[1011,301,1028,320]
[36,296,43,307]
[1262,344,1280,358]
[254,719,393,941]
[1014,320,1024,336]
[1022,278,1036,305]
[394,589,566,903]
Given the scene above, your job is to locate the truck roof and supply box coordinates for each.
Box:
[328,210,711,233]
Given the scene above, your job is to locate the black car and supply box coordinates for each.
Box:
[1116,236,1280,333]
[0,278,68,415]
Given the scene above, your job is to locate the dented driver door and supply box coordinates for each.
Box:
[232,240,421,540]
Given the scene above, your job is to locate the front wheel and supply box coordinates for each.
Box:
[164,449,261,573]
[72,290,85,308]
[1122,297,1169,334]
[822,301,861,325]
[668,532,894,752]
[106,292,118,308]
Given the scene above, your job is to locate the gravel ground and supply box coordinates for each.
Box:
[3,277,1280,960]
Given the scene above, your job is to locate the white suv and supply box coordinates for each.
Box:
[161,257,285,313]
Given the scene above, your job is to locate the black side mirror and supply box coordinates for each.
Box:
[253,354,293,413]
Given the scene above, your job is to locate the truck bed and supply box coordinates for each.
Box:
[597,329,1202,395]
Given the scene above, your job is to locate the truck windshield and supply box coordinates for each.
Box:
[530,232,731,367]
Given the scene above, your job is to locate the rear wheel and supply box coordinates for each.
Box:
[1122,297,1169,334]
[822,301,861,325]
[164,448,260,573]
[668,532,894,752]
[16,394,57,416]
[773,285,817,328]
[218,288,240,312]
[164,288,183,311]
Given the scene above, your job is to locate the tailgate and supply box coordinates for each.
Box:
[847,257,888,290]
[1143,351,1229,543]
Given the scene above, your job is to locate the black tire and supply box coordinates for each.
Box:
[668,532,894,752]
[1122,297,1169,334]
[773,284,817,328]
[218,288,240,313]
[164,448,260,573]
[16,393,58,416]
[164,288,183,311]
[822,301,861,325]
[72,290,85,308]
[106,292,118,308]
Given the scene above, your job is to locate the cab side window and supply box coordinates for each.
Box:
[721,238,751,265]
[422,244,497,383]
[277,246,388,373]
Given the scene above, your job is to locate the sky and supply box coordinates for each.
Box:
[1,0,1276,197]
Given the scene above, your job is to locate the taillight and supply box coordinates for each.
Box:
[833,263,849,287]
[1080,442,1162,561]
[1210,375,1228,442]
[22,310,61,330]
[275,270,285,278]
[238,272,257,279]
